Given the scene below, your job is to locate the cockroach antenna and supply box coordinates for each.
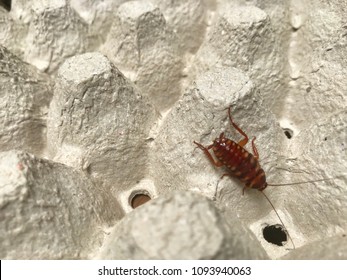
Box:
[260,191,295,249]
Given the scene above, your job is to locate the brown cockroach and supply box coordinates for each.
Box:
[194,107,346,250]
[193,107,310,249]
[194,107,343,249]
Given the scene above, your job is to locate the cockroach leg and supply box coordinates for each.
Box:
[251,137,259,160]
[194,141,224,167]
[227,107,249,147]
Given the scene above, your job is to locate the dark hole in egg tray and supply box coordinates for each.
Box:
[283,128,293,139]
[263,224,288,246]
[130,192,151,209]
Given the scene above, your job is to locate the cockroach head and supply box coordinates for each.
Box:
[215,132,226,143]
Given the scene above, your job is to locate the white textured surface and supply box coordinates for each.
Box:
[0,150,118,259]
[0,0,346,260]
[194,4,286,118]
[101,0,182,112]
[0,46,52,156]
[282,235,347,259]
[24,0,88,73]
[151,0,207,53]
[70,0,125,47]
[47,52,156,197]
[97,191,268,259]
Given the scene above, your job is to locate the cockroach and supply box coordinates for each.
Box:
[194,107,275,193]
[194,107,345,249]
[193,106,335,250]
